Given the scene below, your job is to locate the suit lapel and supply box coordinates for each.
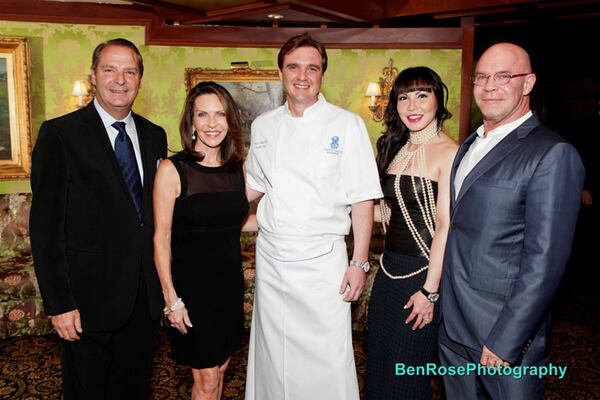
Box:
[132,113,153,217]
[81,103,140,217]
[451,132,478,208]
[453,114,541,208]
[81,103,124,180]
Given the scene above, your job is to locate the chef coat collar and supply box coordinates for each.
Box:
[283,93,326,120]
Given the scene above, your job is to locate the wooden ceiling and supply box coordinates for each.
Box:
[0,0,594,49]
[0,0,596,49]
[0,0,564,28]
[39,0,600,28]
[30,0,600,28]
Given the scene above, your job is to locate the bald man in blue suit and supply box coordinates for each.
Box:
[439,43,584,399]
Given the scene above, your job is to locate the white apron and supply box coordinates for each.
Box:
[245,234,359,400]
[245,95,381,399]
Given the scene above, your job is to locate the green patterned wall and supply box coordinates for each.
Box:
[0,20,462,193]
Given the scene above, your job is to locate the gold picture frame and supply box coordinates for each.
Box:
[185,67,284,146]
[0,36,32,180]
[185,67,280,90]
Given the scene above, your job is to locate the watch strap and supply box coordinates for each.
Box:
[420,287,439,302]
[349,259,370,272]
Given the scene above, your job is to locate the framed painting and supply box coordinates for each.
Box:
[185,67,284,146]
[0,36,32,180]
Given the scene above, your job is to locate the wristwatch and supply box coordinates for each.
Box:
[420,287,440,303]
[349,259,370,273]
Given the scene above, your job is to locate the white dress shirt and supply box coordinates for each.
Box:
[454,111,532,198]
[93,99,144,182]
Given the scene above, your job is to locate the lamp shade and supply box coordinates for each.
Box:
[72,80,89,97]
[365,82,382,97]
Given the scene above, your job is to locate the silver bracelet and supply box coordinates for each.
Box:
[163,298,185,315]
[349,259,370,273]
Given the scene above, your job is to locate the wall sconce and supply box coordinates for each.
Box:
[71,80,89,108]
[365,59,398,122]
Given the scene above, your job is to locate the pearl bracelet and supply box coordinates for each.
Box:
[163,298,185,315]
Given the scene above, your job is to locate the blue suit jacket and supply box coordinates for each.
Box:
[440,114,584,364]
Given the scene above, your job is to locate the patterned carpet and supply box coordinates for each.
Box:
[1,294,598,399]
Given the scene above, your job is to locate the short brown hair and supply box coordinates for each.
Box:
[179,82,244,169]
[277,33,327,73]
[91,38,144,76]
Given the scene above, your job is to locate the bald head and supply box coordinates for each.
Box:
[479,43,532,74]
[474,42,537,131]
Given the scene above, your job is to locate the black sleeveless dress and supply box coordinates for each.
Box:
[365,174,439,400]
[168,153,249,369]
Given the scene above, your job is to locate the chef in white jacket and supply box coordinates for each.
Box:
[245,33,383,400]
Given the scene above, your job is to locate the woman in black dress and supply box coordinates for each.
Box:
[365,67,458,399]
[153,82,253,400]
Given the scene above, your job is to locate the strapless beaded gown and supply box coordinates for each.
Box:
[365,174,439,400]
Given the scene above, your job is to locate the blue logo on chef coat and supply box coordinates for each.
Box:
[325,135,342,155]
[330,136,339,149]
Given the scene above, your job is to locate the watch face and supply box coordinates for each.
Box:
[429,293,440,302]
[351,260,370,272]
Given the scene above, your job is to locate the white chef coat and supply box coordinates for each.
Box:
[246,93,382,243]
[245,94,382,400]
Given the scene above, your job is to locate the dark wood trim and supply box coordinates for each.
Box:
[130,0,205,18]
[181,4,290,25]
[281,3,369,24]
[537,0,600,9]
[280,3,369,26]
[298,0,386,21]
[205,1,278,17]
[146,23,463,48]
[387,0,533,17]
[433,6,518,19]
[0,1,153,25]
[459,16,475,143]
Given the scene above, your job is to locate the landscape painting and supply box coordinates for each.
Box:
[0,36,32,180]
[0,57,9,160]
[185,67,284,146]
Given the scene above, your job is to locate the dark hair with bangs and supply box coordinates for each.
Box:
[376,66,452,178]
[179,81,245,169]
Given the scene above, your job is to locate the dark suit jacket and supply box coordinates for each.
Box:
[30,103,168,332]
[440,114,584,364]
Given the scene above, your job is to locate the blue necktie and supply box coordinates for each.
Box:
[112,121,142,214]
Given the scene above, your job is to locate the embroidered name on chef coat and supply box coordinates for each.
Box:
[253,139,269,149]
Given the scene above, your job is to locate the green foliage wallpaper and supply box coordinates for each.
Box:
[0,20,462,193]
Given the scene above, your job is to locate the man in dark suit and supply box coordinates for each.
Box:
[439,43,584,399]
[30,38,167,399]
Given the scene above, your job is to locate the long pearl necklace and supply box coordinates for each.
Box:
[380,122,438,280]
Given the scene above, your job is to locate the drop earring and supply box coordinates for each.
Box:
[192,130,197,140]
